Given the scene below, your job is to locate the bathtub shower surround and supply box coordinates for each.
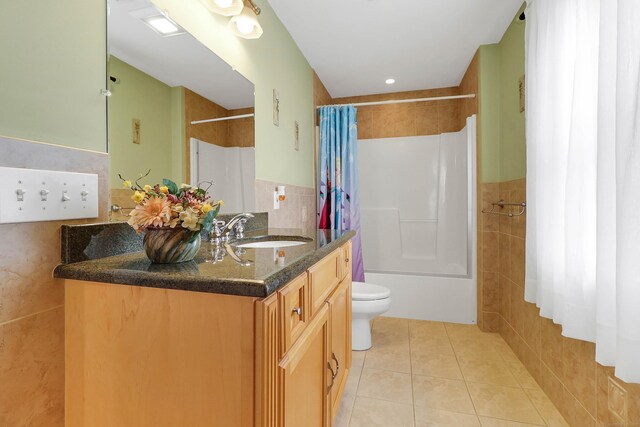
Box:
[358,116,477,323]
[190,138,255,213]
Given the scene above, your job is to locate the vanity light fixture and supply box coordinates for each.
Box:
[199,0,244,17]
[385,78,396,85]
[229,3,263,39]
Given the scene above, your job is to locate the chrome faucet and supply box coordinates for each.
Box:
[209,213,255,244]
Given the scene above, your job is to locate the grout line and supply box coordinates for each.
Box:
[0,304,64,327]
[444,323,481,419]
[522,386,551,426]
[408,320,416,427]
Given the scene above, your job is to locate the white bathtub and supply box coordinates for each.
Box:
[364,272,476,324]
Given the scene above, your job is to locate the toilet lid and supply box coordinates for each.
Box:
[352,282,391,301]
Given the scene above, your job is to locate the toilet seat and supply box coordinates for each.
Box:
[352,281,391,301]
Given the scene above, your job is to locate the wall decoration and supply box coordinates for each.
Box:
[273,89,280,126]
[519,75,525,113]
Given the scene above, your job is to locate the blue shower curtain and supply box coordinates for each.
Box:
[317,105,365,281]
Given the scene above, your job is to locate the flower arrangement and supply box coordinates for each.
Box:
[120,171,223,234]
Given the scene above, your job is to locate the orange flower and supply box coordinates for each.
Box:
[128,196,172,230]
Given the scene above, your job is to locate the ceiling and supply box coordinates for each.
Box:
[108,0,254,110]
[268,0,524,98]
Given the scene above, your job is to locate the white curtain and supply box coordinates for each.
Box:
[525,0,640,382]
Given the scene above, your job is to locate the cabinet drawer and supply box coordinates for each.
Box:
[308,249,341,317]
[279,272,309,355]
[341,241,352,280]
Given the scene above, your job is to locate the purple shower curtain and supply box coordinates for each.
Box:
[317,105,365,282]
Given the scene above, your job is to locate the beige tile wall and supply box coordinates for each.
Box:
[0,137,109,426]
[333,87,464,140]
[482,177,640,427]
[313,71,333,126]
[254,179,315,231]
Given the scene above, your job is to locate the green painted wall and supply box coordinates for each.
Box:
[108,56,183,187]
[499,9,526,181]
[170,87,186,184]
[0,0,107,152]
[479,44,502,183]
[478,4,527,183]
[151,0,315,188]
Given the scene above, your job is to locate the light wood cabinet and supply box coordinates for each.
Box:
[278,304,330,427]
[308,249,341,317]
[327,278,352,421]
[65,240,352,427]
[340,241,352,281]
[278,272,309,356]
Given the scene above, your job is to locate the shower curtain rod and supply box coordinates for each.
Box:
[190,113,254,125]
[316,93,476,109]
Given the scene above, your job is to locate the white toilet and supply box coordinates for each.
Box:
[352,281,391,351]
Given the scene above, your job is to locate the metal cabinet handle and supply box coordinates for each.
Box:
[327,352,340,391]
[327,362,336,390]
[292,306,302,317]
[331,352,340,377]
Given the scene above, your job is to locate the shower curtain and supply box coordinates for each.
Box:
[318,106,365,281]
[525,0,640,381]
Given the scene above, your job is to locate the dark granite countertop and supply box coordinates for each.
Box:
[54,227,355,298]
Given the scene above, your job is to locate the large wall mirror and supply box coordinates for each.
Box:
[108,0,255,220]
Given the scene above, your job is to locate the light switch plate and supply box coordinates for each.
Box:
[0,167,99,224]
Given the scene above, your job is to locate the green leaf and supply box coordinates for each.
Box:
[200,204,221,232]
[162,179,178,195]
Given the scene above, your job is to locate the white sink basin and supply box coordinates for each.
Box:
[235,240,308,249]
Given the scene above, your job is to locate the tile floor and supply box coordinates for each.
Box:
[335,317,570,427]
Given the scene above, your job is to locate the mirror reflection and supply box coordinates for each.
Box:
[107,0,255,220]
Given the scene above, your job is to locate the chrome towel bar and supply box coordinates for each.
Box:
[482,200,526,217]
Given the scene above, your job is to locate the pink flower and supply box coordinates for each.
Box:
[128,196,172,230]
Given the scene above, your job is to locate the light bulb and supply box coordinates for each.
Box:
[214,0,233,8]
[236,17,255,35]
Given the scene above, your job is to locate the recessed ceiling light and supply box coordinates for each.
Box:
[145,16,180,35]
[131,6,186,37]
[385,78,396,85]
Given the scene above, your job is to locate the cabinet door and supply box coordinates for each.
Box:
[279,304,330,427]
[341,241,352,281]
[327,279,352,420]
[256,293,279,427]
[279,272,309,356]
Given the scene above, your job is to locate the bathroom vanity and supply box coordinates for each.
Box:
[54,221,354,427]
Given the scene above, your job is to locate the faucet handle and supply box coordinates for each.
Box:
[234,218,248,239]
[210,220,226,244]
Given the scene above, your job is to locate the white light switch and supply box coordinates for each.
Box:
[0,167,99,224]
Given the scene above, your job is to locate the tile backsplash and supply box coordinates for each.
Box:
[254,179,315,231]
[0,136,109,426]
